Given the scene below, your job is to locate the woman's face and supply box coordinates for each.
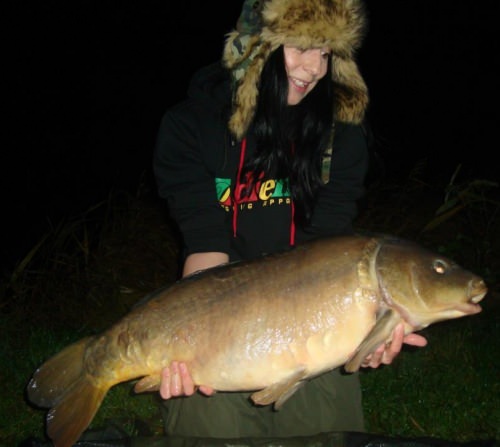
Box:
[283,45,330,105]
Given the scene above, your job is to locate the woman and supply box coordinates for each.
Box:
[153,0,427,438]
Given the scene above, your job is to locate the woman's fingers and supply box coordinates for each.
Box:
[403,332,428,347]
[159,362,214,399]
[361,323,427,369]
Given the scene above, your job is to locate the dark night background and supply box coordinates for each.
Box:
[3,1,498,273]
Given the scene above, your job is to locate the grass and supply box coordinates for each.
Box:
[361,303,499,442]
[1,165,499,446]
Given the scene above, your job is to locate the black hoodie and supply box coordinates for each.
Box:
[153,62,369,263]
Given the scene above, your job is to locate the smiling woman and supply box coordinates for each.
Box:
[151,0,428,440]
[283,46,331,104]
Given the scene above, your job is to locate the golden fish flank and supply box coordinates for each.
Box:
[26,234,488,447]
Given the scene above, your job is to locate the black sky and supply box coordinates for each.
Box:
[4,1,498,271]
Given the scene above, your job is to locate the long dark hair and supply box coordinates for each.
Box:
[241,46,334,223]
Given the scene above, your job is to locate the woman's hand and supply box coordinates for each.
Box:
[159,361,215,399]
[361,323,428,369]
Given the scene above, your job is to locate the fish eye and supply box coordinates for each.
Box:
[433,259,448,274]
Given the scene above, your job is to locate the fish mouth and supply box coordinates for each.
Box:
[456,302,482,315]
[455,289,487,315]
[467,279,488,311]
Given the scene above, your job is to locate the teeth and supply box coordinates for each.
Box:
[292,78,307,87]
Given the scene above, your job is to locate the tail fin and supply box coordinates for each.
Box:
[46,377,107,447]
[26,336,109,447]
[27,337,91,407]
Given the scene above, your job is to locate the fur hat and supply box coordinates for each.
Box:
[223,0,369,140]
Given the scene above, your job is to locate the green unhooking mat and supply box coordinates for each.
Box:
[19,423,497,447]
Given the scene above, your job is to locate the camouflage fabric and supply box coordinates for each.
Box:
[236,0,265,33]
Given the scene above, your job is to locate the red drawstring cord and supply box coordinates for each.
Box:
[232,137,295,246]
[289,142,296,246]
[233,138,247,237]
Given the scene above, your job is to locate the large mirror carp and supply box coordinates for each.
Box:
[26,234,488,447]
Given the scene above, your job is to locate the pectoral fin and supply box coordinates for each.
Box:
[344,309,402,373]
[250,367,308,410]
[133,374,161,393]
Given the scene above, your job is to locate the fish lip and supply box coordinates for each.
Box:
[458,302,482,315]
[468,281,487,302]
[457,290,487,314]
[449,288,486,315]
[470,290,487,304]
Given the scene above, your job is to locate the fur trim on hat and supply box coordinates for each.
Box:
[223,0,369,140]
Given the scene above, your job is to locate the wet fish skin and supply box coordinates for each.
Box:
[26,235,488,447]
